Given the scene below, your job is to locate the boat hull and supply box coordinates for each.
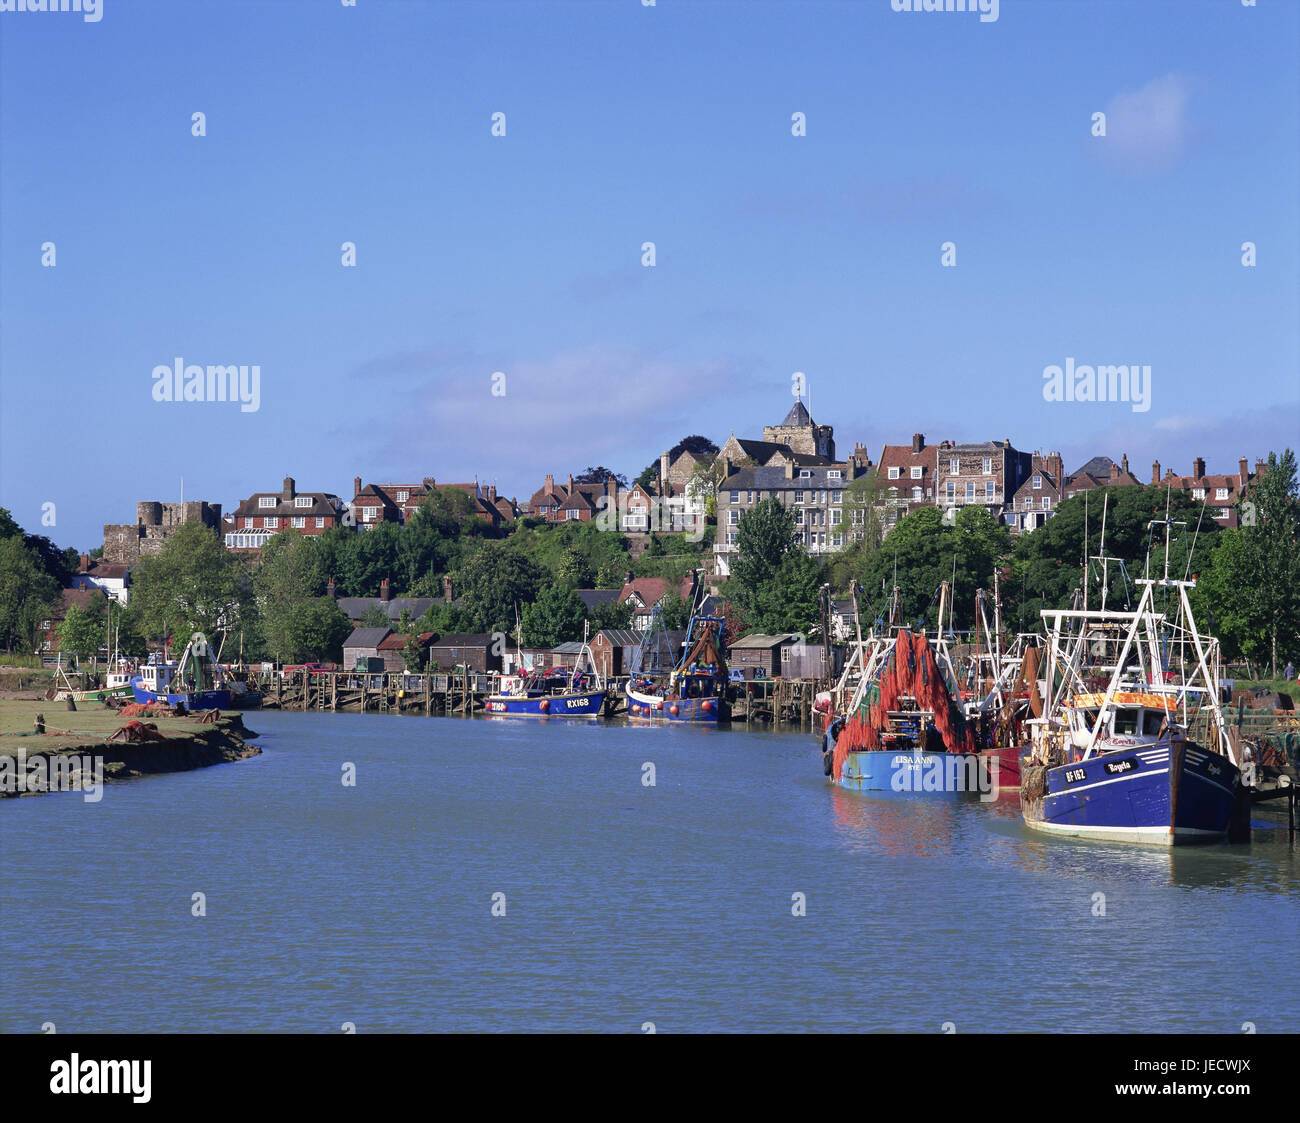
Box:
[835,748,983,796]
[625,688,722,723]
[1021,742,1239,846]
[130,680,230,710]
[978,745,1023,797]
[483,690,605,717]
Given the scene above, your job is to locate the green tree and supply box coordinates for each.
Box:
[1198,450,1300,672]
[521,586,587,647]
[124,521,249,653]
[0,534,61,652]
[588,597,633,632]
[555,547,595,590]
[729,497,799,622]
[253,530,326,662]
[452,543,547,634]
[55,600,107,665]
[746,551,823,634]
[281,598,353,662]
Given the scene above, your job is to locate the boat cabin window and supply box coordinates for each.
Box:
[1143,710,1166,735]
[1112,708,1139,736]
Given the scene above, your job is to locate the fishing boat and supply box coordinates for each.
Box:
[626,612,728,723]
[822,581,982,795]
[1019,507,1241,846]
[130,632,232,710]
[484,629,606,718]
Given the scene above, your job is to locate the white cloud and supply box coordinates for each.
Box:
[1099,74,1194,174]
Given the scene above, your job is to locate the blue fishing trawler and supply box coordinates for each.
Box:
[625,612,728,724]
[1020,513,1241,846]
[130,632,232,710]
[484,633,606,718]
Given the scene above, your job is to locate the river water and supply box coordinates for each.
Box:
[2,711,1295,1033]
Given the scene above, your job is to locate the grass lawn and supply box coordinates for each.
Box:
[0,698,219,754]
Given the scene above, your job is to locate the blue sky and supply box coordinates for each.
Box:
[2,0,1297,550]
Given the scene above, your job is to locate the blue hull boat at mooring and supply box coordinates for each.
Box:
[1021,740,1239,846]
[483,689,606,718]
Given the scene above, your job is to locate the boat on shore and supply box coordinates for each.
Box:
[130,633,232,710]
[1019,510,1240,846]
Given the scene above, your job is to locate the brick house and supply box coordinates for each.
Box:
[876,433,942,530]
[1151,456,1264,529]
[618,573,699,630]
[590,628,643,679]
[1062,454,1143,500]
[1007,451,1067,533]
[70,557,131,605]
[934,439,1033,526]
[352,477,514,530]
[38,588,107,658]
[227,477,345,550]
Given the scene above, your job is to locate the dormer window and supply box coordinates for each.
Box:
[295,496,311,508]
[396,490,409,502]
[799,470,811,479]
[1033,475,1042,489]
[888,467,900,480]
[258,497,276,508]
[910,466,922,479]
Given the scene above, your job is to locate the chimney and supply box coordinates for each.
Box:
[443,575,453,604]
[327,577,336,598]
[1151,460,1160,486]
[488,484,497,503]
[353,476,362,497]
[912,433,924,453]
[567,473,574,494]
[379,578,391,603]
[1239,456,1248,487]
[544,473,554,494]
[1255,457,1265,477]
[282,476,295,500]
[785,460,795,479]
[606,475,617,503]
[1120,453,1129,477]
[79,552,89,572]
[1108,461,1119,483]
[1193,456,1205,481]
[659,451,670,489]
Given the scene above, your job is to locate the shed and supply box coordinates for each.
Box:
[729,633,800,679]
[425,633,501,674]
[591,628,642,679]
[343,627,392,670]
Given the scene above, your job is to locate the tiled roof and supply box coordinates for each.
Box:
[575,589,620,610]
[234,492,342,517]
[336,597,437,621]
[427,633,495,648]
[719,464,853,490]
[595,628,643,647]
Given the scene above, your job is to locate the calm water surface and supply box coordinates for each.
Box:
[2,711,1296,1033]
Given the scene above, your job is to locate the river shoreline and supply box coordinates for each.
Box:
[0,700,260,798]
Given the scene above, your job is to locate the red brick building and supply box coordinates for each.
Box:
[227,477,345,550]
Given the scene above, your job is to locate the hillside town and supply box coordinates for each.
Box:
[5,397,1292,687]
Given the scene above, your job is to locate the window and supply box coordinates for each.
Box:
[265,517,279,529]
[565,509,580,520]
[1033,475,1042,490]
[831,509,842,525]
[258,496,276,508]
[1192,488,1205,500]
[396,490,409,502]
[950,457,959,474]
[295,496,311,508]
[983,458,993,475]
[965,482,975,501]
[315,517,325,528]
[728,510,739,525]
[985,481,994,500]
[946,482,955,502]
[853,509,864,524]
[747,491,754,504]
[912,487,922,500]
[794,490,804,503]
[1215,487,1228,500]
[889,487,898,499]
[827,470,842,480]
[888,466,900,479]
[363,508,376,522]
[730,491,739,503]
[1041,497,1051,510]
[799,469,811,479]
[910,466,922,479]
[727,531,736,544]
[291,516,306,528]
[832,533,843,548]
[831,490,842,503]
[1218,508,1231,520]
[795,509,804,525]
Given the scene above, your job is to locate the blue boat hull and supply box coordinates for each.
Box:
[835,749,982,796]
[625,689,722,723]
[483,690,605,717]
[1022,742,1239,846]
[130,681,230,710]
